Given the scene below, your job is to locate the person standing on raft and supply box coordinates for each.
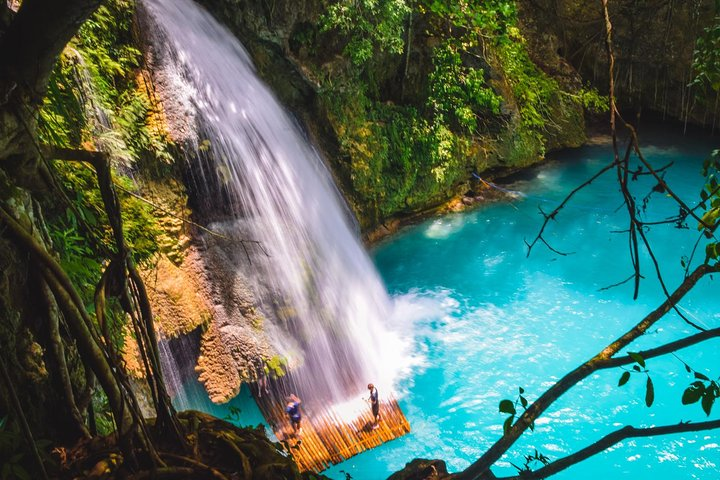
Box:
[286,394,302,437]
[367,383,380,429]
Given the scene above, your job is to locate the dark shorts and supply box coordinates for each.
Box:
[290,415,301,425]
[372,403,379,417]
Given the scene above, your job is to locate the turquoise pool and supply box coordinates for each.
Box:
[325,130,720,479]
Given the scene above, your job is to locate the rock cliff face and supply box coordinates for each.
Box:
[193,0,588,232]
[521,0,719,126]
[186,0,718,236]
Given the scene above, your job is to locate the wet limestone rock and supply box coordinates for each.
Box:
[189,232,278,403]
[196,321,242,403]
[142,254,211,338]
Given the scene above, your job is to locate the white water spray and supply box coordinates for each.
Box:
[142,0,408,407]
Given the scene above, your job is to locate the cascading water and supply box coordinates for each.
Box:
[140,0,407,411]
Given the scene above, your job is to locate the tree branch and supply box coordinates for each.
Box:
[496,419,720,480]
[456,262,717,480]
[601,327,720,369]
[40,276,90,439]
[525,159,618,256]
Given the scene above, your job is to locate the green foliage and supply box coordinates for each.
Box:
[423,0,574,158]
[0,416,54,480]
[499,387,532,435]
[266,355,289,379]
[616,352,655,407]
[496,36,555,130]
[317,0,586,224]
[510,448,550,474]
[114,176,163,261]
[323,81,472,223]
[576,86,610,114]
[428,42,501,132]
[692,8,720,92]
[700,150,720,262]
[49,161,160,279]
[39,0,172,166]
[423,0,517,38]
[74,0,142,99]
[46,162,160,328]
[321,0,410,65]
[115,88,174,165]
[223,405,243,422]
[91,390,117,436]
[0,417,30,480]
[423,0,515,136]
[690,5,720,116]
[38,59,86,147]
[680,359,719,416]
[39,0,166,310]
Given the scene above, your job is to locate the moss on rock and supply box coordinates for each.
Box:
[195,0,590,232]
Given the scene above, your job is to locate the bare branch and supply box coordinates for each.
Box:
[44,145,105,167]
[459,2,719,478]
[525,160,617,257]
[598,273,644,291]
[635,225,706,331]
[621,121,714,233]
[626,161,674,179]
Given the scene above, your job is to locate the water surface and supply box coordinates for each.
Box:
[325,130,720,479]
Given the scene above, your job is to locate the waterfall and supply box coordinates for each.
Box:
[140,0,407,409]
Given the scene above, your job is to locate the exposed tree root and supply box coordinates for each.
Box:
[55,411,326,480]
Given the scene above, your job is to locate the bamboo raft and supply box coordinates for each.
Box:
[254,393,411,472]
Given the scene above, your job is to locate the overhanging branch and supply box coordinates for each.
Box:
[496,419,720,480]
[602,327,720,369]
[455,262,717,480]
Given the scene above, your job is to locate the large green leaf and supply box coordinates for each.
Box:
[702,391,716,416]
[645,377,655,407]
[499,399,516,415]
[682,385,704,405]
